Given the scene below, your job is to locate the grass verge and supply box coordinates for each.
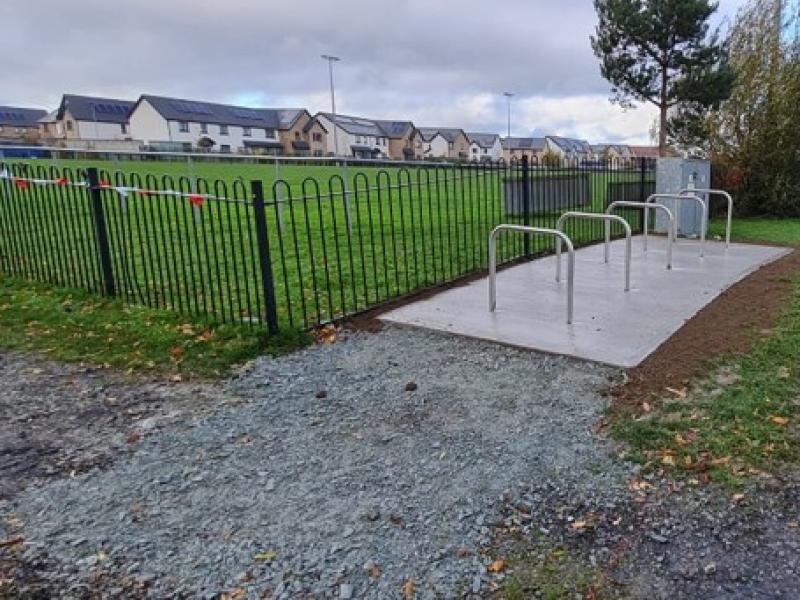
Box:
[0,276,311,379]
[498,542,620,599]
[709,216,800,245]
[612,219,800,485]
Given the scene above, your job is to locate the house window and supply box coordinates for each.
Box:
[472,147,477,154]
[448,142,454,151]
[220,144,231,153]
[312,132,322,142]
[200,123,208,134]
[178,121,189,133]
[243,127,252,137]
[294,131,301,139]
[219,124,229,135]
[121,123,128,134]
[265,128,276,138]
[66,121,73,132]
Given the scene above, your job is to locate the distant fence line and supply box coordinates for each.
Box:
[0,157,655,332]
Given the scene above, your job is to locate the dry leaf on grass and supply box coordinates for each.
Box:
[770,415,790,426]
[401,579,417,598]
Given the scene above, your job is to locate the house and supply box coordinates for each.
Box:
[128,95,324,155]
[314,113,390,158]
[52,94,135,142]
[374,120,416,160]
[501,137,547,163]
[591,143,633,162]
[545,136,592,161]
[413,128,469,160]
[466,132,503,162]
[0,106,48,142]
[628,145,679,159]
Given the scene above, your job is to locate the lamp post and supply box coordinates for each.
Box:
[321,54,341,156]
[503,92,514,139]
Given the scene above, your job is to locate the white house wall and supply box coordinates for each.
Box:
[128,99,171,144]
[74,120,130,141]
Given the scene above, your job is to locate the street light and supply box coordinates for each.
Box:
[503,92,514,139]
[321,54,341,156]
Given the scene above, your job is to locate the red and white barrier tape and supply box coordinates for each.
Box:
[0,170,232,207]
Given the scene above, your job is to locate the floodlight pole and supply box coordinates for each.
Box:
[503,92,514,138]
[321,54,341,156]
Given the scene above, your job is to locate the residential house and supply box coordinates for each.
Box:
[37,110,59,140]
[591,143,633,162]
[466,132,503,162]
[545,136,592,161]
[314,113,390,158]
[0,106,47,143]
[128,95,322,155]
[628,145,679,159]
[374,120,416,160]
[413,128,469,160]
[52,94,135,142]
[501,137,546,163]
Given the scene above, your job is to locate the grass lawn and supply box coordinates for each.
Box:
[709,216,800,245]
[0,276,310,379]
[613,217,800,485]
[1,157,652,331]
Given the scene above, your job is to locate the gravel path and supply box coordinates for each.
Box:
[4,326,800,598]
[3,327,630,598]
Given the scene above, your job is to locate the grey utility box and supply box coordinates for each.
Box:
[653,158,711,237]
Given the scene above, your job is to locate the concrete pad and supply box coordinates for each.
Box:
[381,237,789,367]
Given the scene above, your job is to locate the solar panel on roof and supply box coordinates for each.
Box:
[231,108,263,120]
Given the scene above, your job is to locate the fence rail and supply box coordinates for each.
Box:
[0,156,655,332]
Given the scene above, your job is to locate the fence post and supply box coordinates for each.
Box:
[522,154,531,256]
[251,180,280,335]
[86,167,116,296]
[638,157,647,234]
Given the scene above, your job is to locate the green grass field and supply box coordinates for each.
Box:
[1,157,652,331]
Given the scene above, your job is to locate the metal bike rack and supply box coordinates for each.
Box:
[646,193,707,257]
[488,225,575,324]
[554,211,632,291]
[680,188,733,248]
[606,201,674,269]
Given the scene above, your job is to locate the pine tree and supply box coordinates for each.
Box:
[592,0,735,155]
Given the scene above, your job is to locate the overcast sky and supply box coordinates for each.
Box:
[2,0,749,144]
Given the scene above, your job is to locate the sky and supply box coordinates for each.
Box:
[1,0,750,145]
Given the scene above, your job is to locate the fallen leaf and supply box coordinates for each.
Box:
[778,366,791,379]
[732,493,746,503]
[487,559,507,573]
[220,588,246,600]
[196,330,214,342]
[642,401,652,412]
[770,416,790,426]
[456,548,472,558]
[126,431,141,445]
[254,550,277,563]
[404,381,418,392]
[401,579,417,599]
[661,454,676,466]
[571,520,588,530]
[178,324,195,335]
[170,346,186,361]
[0,536,23,549]
[367,564,382,579]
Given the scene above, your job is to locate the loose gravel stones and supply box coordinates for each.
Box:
[6,327,630,598]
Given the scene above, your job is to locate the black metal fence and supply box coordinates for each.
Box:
[0,156,655,332]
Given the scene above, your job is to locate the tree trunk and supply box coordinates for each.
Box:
[659,105,668,157]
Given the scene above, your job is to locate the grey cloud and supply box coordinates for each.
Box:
[1,0,748,142]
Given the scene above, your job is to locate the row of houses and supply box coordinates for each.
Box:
[0,93,660,162]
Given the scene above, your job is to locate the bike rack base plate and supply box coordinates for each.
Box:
[380,236,788,368]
